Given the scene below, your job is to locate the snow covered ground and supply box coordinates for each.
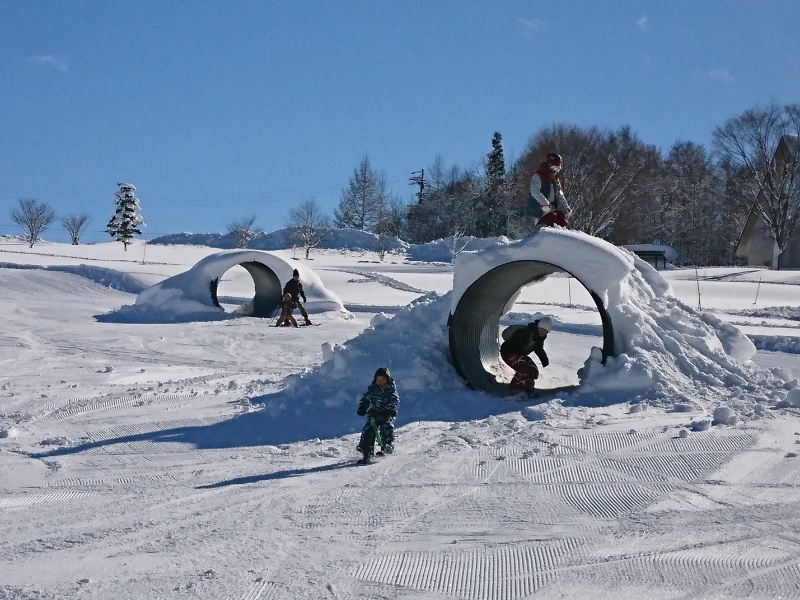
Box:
[1,237,799,600]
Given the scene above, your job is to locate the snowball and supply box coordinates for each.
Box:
[521,407,548,422]
[0,426,20,439]
[712,406,736,425]
[784,389,800,408]
[690,420,712,432]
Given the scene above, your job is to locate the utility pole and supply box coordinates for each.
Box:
[409,169,426,203]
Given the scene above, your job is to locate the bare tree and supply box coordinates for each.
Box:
[227,215,259,249]
[406,161,482,243]
[659,142,730,265]
[518,124,661,238]
[287,199,330,259]
[334,155,389,231]
[10,198,55,248]
[373,196,406,260]
[712,102,800,269]
[447,226,472,263]
[60,214,92,245]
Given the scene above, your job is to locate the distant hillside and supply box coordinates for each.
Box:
[150,228,505,264]
[150,227,407,253]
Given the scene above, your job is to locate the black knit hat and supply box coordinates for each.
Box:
[374,366,391,380]
[293,269,299,277]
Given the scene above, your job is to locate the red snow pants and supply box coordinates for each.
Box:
[537,210,569,228]
[501,353,539,394]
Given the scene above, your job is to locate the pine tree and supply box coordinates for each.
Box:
[107,183,144,250]
[476,132,508,236]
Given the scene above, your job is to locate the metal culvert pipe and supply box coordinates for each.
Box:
[210,261,283,317]
[239,261,283,317]
[448,260,615,395]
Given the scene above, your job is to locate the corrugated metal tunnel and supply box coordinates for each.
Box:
[209,261,283,317]
[448,260,615,395]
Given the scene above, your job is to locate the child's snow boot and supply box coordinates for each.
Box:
[357,448,373,464]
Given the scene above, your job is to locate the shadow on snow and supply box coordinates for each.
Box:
[27,388,549,459]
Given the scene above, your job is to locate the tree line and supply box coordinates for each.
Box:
[8,101,799,267]
[9,182,144,250]
[309,101,800,267]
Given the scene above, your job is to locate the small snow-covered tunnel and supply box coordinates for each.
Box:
[135,250,346,318]
[210,261,282,317]
[448,229,632,396]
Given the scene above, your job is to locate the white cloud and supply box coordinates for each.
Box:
[517,17,545,35]
[31,54,70,73]
[637,16,649,31]
[709,69,732,82]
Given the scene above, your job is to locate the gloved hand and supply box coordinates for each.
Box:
[357,400,368,416]
[541,357,549,368]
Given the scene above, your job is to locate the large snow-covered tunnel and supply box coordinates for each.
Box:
[448,229,634,395]
[135,250,345,318]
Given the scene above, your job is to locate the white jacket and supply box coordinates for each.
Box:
[529,173,571,214]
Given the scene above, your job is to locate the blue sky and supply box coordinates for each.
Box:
[1,1,799,244]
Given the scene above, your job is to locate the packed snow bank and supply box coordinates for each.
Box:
[256,238,796,433]
[575,253,775,409]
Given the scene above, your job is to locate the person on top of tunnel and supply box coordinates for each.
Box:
[526,152,571,228]
[499,317,552,395]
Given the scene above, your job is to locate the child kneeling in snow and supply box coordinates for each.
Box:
[356,367,399,463]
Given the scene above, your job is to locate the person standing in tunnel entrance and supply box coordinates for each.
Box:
[500,317,552,395]
[283,269,312,326]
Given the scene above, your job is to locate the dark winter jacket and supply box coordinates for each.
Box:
[500,319,550,367]
[283,278,307,303]
[356,378,399,422]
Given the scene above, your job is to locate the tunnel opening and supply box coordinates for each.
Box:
[209,261,283,318]
[448,260,614,396]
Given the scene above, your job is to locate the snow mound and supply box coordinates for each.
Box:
[275,252,795,423]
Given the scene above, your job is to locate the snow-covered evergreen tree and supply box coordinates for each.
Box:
[107,183,144,250]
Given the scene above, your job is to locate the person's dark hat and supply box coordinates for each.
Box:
[292,269,300,277]
[374,366,391,380]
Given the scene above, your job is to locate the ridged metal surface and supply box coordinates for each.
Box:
[240,261,283,317]
[448,260,614,395]
[209,260,283,318]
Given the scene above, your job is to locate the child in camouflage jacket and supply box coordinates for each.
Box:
[356,366,399,462]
